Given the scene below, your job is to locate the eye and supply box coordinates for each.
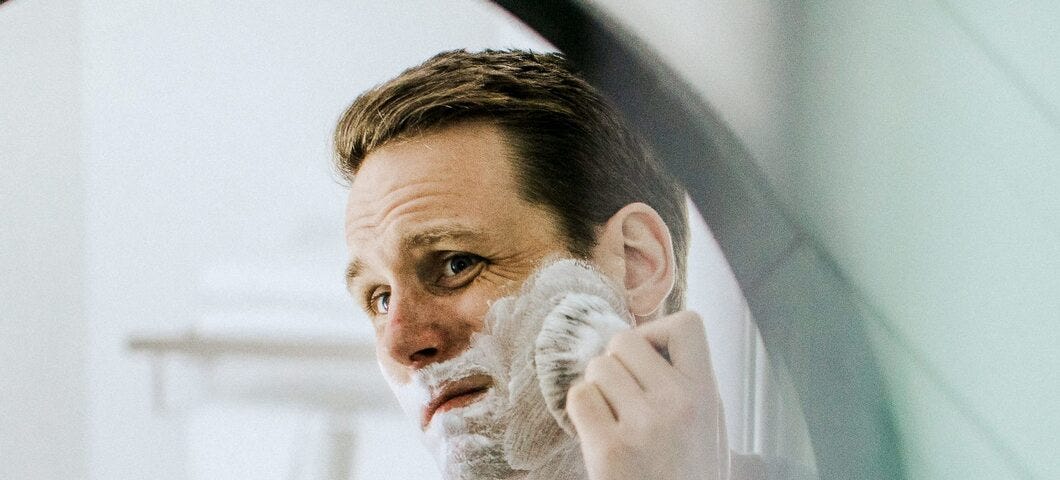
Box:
[368,290,390,315]
[437,253,484,288]
[444,254,479,276]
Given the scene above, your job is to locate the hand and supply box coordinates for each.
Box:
[566,311,730,480]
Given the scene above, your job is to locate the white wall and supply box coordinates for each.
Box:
[0,1,88,479]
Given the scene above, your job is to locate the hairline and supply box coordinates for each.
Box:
[341,117,597,248]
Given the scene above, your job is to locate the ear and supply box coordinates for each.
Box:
[591,202,676,321]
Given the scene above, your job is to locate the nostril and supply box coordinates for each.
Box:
[410,347,439,363]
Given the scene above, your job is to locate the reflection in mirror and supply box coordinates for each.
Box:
[3,1,815,479]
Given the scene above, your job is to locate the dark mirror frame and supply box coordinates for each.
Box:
[492,2,906,479]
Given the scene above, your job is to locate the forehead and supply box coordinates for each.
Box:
[343,121,537,253]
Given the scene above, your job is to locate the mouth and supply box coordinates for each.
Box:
[423,373,493,429]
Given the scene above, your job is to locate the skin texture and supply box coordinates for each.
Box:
[344,122,569,384]
[344,121,729,480]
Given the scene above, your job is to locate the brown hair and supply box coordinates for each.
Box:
[334,49,689,312]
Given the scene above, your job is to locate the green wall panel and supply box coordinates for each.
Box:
[789,2,1059,478]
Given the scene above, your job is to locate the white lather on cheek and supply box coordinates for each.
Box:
[384,259,627,480]
[486,259,631,477]
[381,360,430,425]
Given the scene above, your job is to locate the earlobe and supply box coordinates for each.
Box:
[591,203,675,320]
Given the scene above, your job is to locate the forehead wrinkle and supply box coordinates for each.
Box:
[345,173,461,240]
[344,204,487,293]
[353,175,464,226]
[377,191,470,230]
[343,128,525,293]
[402,224,486,250]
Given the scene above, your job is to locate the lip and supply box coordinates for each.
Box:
[423,374,493,429]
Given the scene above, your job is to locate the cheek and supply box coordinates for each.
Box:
[376,343,410,384]
[376,350,429,423]
[456,282,505,329]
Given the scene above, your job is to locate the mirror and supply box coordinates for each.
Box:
[12,1,1053,480]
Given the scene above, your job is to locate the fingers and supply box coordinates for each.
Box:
[604,328,676,392]
[572,311,717,426]
[582,354,646,420]
[629,311,715,386]
[569,310,732,480]
[566,381,615,442]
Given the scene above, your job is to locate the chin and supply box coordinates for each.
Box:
[439,433,518,480]
[425,389,519,480]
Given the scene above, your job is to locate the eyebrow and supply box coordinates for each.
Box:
[344,224,485,291]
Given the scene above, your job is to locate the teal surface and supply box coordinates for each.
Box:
[788,2,1059,478]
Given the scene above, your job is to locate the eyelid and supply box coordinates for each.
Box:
[363,286,389,315]
[436,252,485,288]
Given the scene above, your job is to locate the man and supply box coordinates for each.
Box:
[336,49,731,480]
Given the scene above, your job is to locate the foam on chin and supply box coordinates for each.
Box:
[387,331,517,480]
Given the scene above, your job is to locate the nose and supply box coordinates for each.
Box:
[382,290,472,370]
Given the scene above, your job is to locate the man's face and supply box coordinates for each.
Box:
[343,121,574,474]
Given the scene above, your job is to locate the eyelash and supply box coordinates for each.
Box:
[437,253,484,287]
[365,289,389,316]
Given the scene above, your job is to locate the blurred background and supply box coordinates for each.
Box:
[1,0,1056,479]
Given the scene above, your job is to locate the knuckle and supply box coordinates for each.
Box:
[670,393,699,420]
[676,310,703,327]
[625,411,653,434]
[653,364,683,386]
[565,385,594,420]
[607,330,638,352]
[649,387,694,418]
[583,356,609,380]
[599,438,633,463]
[567,381,592,405]
[671,310,704,335]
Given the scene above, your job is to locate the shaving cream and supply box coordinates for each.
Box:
[383,259,632,480]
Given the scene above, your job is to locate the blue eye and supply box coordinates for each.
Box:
[372,292,390,314]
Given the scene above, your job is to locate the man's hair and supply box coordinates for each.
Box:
[334,49,689,313]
